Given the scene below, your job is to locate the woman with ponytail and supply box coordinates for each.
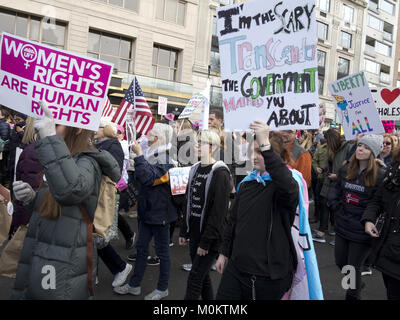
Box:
[11,102,120,299]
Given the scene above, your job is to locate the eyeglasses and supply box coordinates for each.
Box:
[383,142,392,146]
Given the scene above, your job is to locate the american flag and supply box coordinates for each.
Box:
[101,98,113,117]
[112,76,155,135]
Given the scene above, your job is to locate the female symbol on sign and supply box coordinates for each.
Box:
[21,44,38,69]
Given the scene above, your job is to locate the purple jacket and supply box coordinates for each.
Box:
[10,143,43,235]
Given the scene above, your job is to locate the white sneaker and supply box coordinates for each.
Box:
[181,263,192,272]
[144,289,169,300]
[113,284,141,295]
[112,263,132,287]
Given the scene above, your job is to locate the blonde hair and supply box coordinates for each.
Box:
[300,132,313,151]
[103,125,116,138]
[198,130,221,148]
[22,117,37,144]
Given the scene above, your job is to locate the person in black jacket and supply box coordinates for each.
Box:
[94,123,134,289]
[329,134,385,300]
[179,130,231,300]
[0,107,11,185]
[362,148,400,300]
[215,121,299,300]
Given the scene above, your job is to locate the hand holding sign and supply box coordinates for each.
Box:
[33,101,56,139]
[250,121,270,149]
[131,140,143,157]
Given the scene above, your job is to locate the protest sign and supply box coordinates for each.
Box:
[217,0,319,131]
[169,167,191,196]
[158,96,168,115]
[371,88,400,121]
[382,120,395,133]
[179,93,206,119]
[0,33,113,131]
[328,72,384,140]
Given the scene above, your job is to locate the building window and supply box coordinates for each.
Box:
[317,0,330,12]
[340,31,352,48]
[210,16,220,72]
[380,64,391,83]
[87,30,134,73]
[343,5,354,22]
[317,21,328,40]
[152,45,178,81]
[368,14,383,30]
[375,41,392,56]
[0,8,66,48]
[397,80,400,87]
[364,59,380,74]
[220,0,235,5]
[337,57,350,79]
[318,50,326,95]
[97,0,139,11]
[369,0,379,12]
[381,0,395,15]
[156,0,185,25]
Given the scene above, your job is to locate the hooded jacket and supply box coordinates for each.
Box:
[180,161,232,252]
[11,135,120,300]
[0,118,10,141]
[329,161,386,244]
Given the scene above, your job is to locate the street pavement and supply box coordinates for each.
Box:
[0,209,387,300]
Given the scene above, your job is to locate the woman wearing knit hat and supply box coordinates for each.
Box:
[328,134,386,300]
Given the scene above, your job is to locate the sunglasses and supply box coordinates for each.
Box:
[383,142,392,146]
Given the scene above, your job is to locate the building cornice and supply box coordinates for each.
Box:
[345,0,368,9]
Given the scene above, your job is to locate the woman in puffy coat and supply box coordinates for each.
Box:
[11,102,120,300]
[362,147,400,300]
[329,135,385,300]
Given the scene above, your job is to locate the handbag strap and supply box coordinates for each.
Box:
[78,204,94,297]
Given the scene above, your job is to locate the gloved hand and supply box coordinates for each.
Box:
[33,101,56,138]
[13,181,36,205]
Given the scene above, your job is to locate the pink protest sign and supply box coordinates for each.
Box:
[0,33,113,131]
[382,120,395,133]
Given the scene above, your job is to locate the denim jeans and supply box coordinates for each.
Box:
[129,222,170,291]
[98,244,126,275]
[184,237,218,300]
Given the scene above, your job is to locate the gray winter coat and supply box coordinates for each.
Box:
[11,135,120,300]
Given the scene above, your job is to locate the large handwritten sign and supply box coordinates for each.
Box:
[371,87,400,121]
[328,72,384,140]
[169,167,191,196]
[217,0,319,131]
[0,33,113,131]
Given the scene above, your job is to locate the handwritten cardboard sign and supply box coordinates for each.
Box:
[169,167,191,196]
[371,87,400,121]
[0,33,113,131]
[328,72,384,140]
[217,0,319,131]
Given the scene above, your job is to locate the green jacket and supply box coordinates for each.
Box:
[312,143,328,181]
[11,135,120,300]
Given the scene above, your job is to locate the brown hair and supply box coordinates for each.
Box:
[39,127,94,220]
[393,147,400,163]
[346,152,378,187]
[324,128,344,162]
[270,131,296,167]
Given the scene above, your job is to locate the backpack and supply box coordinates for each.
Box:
[92,175,117,239]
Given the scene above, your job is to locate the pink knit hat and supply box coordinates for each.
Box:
[117,124,125,134]
[164,113,175,122]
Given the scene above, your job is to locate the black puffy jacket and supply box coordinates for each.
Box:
[0,118,10,141]
[95,137,124,174]
[329,162,385,244]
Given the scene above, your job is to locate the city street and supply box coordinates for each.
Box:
[0,210,387,300]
